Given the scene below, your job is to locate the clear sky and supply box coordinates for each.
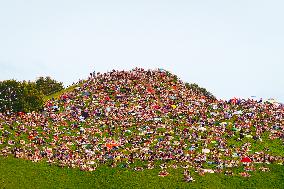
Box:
[0,0,283,102]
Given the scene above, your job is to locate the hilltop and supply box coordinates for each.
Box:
[0,68,283,186]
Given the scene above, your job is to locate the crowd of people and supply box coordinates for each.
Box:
[0,68,283,181]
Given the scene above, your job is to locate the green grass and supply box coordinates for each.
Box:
[0,156,283,189]
[43,84,80,101]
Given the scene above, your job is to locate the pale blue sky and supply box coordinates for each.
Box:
[0,0,283,102]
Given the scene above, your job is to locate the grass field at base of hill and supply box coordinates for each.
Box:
[0,157,283,189]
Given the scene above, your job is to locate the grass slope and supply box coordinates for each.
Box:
[43,83,81,101]
[0,156,283,189]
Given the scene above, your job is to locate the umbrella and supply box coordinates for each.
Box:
[202,149,210,154]
[152,105,160,109]
[232,127,238,131]
[201,169,214,173]
[189,146,195,151]
[171,105,177,109]
[241,157,252,163]
[198,127,207,131]
[18,112,25,116]
[245,134,253,138]
[169,96,176,100]
[147,87,155,94]
[106,141,119,150]
[232,153,239,158]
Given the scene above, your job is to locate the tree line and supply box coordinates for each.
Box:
[0,77,64,113]
[0,75,215,114]
[185,83,216,100]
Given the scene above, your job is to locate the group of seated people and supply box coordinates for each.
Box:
[0,68,283,181]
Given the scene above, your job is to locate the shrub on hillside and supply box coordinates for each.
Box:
[35,76,64,96]
[185,83,216,100]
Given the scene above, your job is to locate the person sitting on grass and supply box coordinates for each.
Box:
[183,170,195,182]
[158,170,169,177]
[239,172,251,177]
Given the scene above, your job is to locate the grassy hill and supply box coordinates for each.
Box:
[0,68,283,188]
[1,156,284,189]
